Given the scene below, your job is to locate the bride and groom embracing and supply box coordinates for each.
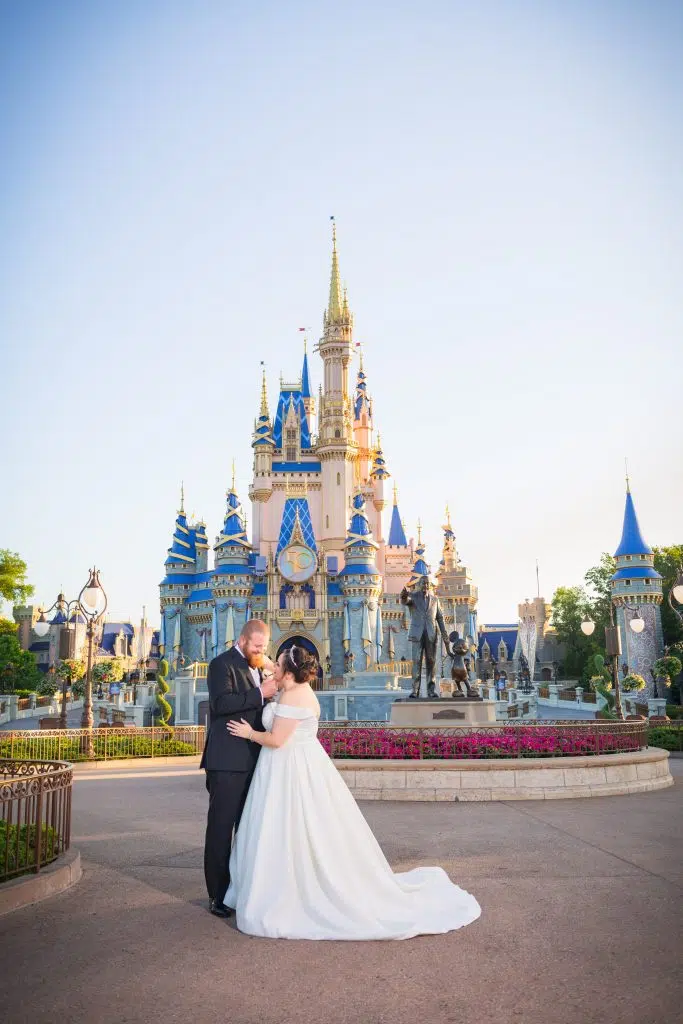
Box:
[200,618,481,940]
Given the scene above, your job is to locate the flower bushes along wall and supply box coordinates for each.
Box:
[318,725,644,760]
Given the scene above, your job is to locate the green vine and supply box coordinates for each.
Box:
[155,658,174,734]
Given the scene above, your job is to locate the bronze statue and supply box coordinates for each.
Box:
[449,630,476,698]
[400,576,451,699]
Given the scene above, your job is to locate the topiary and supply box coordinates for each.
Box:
[622,673,647,692]
[155,657,173,734]
[653,656,682,690]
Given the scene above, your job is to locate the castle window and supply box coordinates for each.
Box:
[286,428,296,441]
[644,578,651,585]
[625,580,631,586]
[335,430,340,438]
[626,555,632,561]
[286,447,296,461]
[640,555,647,560]
[326,515,329,528]
[336,472,341,486]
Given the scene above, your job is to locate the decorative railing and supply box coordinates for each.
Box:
[372,662,412,677]
[318,720,648,759]
[1,759,73,883]
[0,727,206,762]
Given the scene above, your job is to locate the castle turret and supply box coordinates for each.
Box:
[353,353,373,485]
[369,433,390,572]
[611,479,664,689]
[435,504,479,642]
[164,485,197,575]
[408,522,430,588]
[301,341,315,428]
[384,484,412,594]
[440,505,458,572]
[339,492,382,669]
[317,221,356,557]
[251,368,275,546]
[194,519,209,573]
[214,476,252,570]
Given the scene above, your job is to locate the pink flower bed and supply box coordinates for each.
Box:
[318,726,643,760]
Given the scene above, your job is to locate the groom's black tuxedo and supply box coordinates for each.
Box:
[201,645,266,904]
[200,646,265,771]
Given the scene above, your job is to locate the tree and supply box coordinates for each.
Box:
[0,633,42,693]
[653,545,683,648]
[584,553,616,639]
[550,586,599,680]
[0,618,19,638]
[0,550,34,608]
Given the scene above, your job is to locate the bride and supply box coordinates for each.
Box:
[225,645,481,940]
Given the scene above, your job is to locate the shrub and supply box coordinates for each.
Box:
[653,656,682,690]
[622,673,647,692]
[648,726,683,752]
[0,820,59,881]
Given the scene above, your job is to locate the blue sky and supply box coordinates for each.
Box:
[1,0,682,624]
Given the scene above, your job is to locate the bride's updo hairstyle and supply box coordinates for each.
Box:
[282,645,318,684]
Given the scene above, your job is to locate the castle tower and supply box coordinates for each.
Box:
[369,433,390,572]
[164,485,197,576]
[300,342,315,428]
[435,505,479,641]
[250,368,275,548]
[317,222,357,557]
[339,492,382,670]
[194,519,209,573]
[383,484,413,594]
[160,486,197,665]
[611,480,664,690]
[353,353,373,485]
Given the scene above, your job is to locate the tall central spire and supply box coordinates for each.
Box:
[326,218,344,325]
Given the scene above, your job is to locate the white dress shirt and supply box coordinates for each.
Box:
[234,643,264,701]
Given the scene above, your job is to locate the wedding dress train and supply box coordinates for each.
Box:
[225,701,481,940]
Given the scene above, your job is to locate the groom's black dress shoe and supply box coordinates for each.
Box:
[209,899,232,918]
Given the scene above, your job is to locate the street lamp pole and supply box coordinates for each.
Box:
[581,602,645,721]
[668,564,683,628]
[33,592,81,729]
[78,569,107,753]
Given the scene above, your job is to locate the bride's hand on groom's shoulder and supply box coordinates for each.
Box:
[227,718,253,739]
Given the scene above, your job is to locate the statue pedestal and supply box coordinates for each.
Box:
[390,699,497,727]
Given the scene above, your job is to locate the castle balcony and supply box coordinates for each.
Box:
[273,609,320,632]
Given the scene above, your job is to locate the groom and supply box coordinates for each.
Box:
[200,618,278,917]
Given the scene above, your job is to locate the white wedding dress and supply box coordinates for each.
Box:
[225,701,481,940]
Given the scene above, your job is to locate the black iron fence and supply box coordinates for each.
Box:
[1,759,73,883]
[0,727,206,762]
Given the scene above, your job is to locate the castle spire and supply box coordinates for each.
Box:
[301,345,312,399]
[260,364,269,418]
[614,482,652,557]
[327,218,344,324]
[179,481,185,515]
[387,484,408,546]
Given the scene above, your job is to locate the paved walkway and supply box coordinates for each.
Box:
[1,761,681,1024]
[0,707,84,730]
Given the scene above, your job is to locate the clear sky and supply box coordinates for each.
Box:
[1,0,682,626]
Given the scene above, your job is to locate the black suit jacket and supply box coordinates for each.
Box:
[199,646,265,772]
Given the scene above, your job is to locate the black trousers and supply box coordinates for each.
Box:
[204,769,253,903]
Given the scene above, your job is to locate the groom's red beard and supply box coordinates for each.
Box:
[247,653,265,669]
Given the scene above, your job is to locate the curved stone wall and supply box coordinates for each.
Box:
[334,747,673,801]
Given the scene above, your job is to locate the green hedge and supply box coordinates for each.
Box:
[648,726,683,752]
[0,820,59,881]
[0,736,198,761]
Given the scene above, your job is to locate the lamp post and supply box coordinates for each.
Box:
[668,564,683,627]
[78,570,107,753]
[33,592,83,729]
[581,603,645,721]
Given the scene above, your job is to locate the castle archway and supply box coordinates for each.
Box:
[276,634,323,687]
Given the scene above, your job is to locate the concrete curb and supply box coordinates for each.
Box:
[72,755,202,773]
[0,848,81,917]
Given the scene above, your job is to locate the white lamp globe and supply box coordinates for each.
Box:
[629,616,645,634]
[672,582,683,604]
[580,617,596,636]
[33,612,50,638]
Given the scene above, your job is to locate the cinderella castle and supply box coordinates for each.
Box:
[159,225,478,700]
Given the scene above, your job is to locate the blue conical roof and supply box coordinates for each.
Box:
[165,510,197,566]
[301,350,312,398]
[388,498,407,546]
[614,487,652,556]
[341,492,379,575]
[214,487,250,561]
